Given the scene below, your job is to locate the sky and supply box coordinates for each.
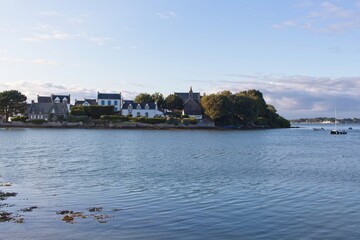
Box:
[0,0,360,119]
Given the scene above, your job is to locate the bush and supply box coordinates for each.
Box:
[255,117,268,126]
[28,119,46,124]
[11,116,27,122]
[189,117,198,125]
[100,115,129,122]
[83,106,114,119]
[70,106,86,116]
[181,118,198,125]
[130,117,166,124]
[67,114,90,123]
[166,117,180,125]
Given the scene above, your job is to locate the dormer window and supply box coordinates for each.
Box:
[145,104,149,110]
[54,97,60,103]
[128,104,133,113]
[136,104,141,110]
[63,98,68,103]
[51,108,55,114]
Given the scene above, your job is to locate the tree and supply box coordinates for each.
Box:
[0,90,27,122]
[134,93,153,104]
[201,93,231,121]
[151,92,165,110]
[165,94,183,111]
[83,106,114,119]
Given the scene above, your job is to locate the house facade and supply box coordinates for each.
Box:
[37,94,71,113]
[97,92,122,112]
[27,102,69,121]
[122,101,164,118]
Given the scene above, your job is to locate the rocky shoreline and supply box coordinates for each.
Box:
[0,121,277,130]
[0,121,217,130]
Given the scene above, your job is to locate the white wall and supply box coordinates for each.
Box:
[98,99,122,112]
[122,109,164,118]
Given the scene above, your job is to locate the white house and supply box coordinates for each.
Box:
[97,92,122,112]
[122,101,164,118]
[75,99,97,106]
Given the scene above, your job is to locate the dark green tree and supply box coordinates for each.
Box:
[165,94,183,111]
[0,90,27,122]
[151,92,165,110]
[134,93,153,104]
[83,105,114,119]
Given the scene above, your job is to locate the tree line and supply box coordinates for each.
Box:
[0,89,290,128]
[200,89,290,128]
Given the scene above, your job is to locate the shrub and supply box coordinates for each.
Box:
[11,116,27,122]
[130,117,166,124]
[181,118,198,125]
[189,117,198,125]
[83,106,114,119]
[255,117,268,126]
[28,119,46,124]
[70,106,86,116]
[67,114,90,123]
[166,117,180,125]
[100,115,129,122]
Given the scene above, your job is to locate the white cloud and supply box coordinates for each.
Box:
[88,36,111,45]
[0,56,58,66]
[22,31,71,42]
[38,11,63,17]
[273,1,360,34]
[0,81,138,103]
[22,26,111,46]
[157,11,177,19]
[200,74,360,118]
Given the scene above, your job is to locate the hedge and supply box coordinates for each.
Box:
[11,116,27,122]
[100,115,129,122]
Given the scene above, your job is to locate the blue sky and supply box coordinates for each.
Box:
[1,0,360,118]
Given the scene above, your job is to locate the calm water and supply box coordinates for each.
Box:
[1,125,360,239]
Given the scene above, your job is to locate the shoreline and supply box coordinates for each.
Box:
[0,121,280,131]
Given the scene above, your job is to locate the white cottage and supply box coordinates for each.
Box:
[97,92,122,112]
[122,101,164,118]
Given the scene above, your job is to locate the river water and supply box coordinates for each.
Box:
[1,125,360,239]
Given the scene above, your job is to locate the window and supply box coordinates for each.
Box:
[114,100,118,106]
[101,100,105,105]
[136,104,141,110]
[108,100,111,105]
[137,112,141,117]
[145,112,149,117]
[128,104,133,113]
[145,104,149,110]
[114,106,118,112]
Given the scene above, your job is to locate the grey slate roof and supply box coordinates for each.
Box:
[27,103,69,115]
[37,96,52,103]
[75,98,97,106]
[97,93,121,100]
[52,94,70,103]
[122,100,157,110]
[183,98,202,115]
[175,92,200,103]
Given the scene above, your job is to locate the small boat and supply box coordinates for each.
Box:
[313,127,324,131]
[348,127,353,130]
[330,107,347,135]
[330,129,347,135]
